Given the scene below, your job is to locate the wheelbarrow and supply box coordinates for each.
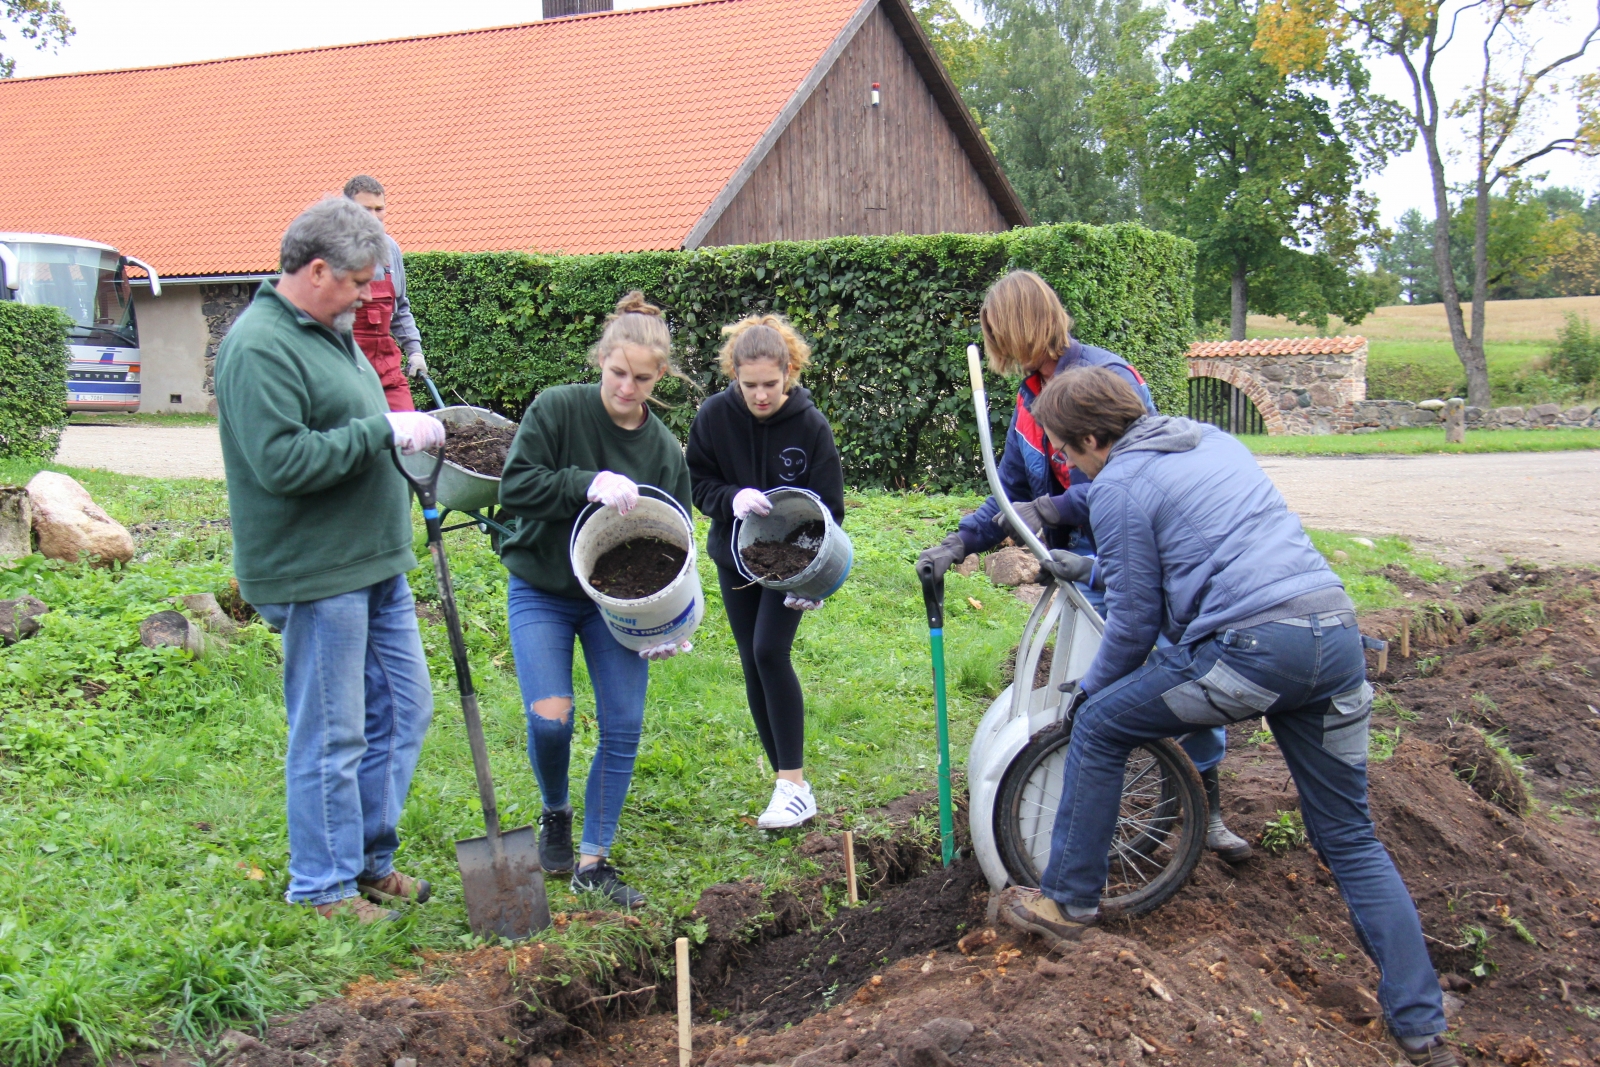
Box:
[943,345,1207,919]
[401,377,519,548]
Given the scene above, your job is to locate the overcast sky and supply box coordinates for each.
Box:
[9,0,1596,225]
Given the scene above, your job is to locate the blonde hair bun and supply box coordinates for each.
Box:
[718,314,813,390]
[612,290,664,319]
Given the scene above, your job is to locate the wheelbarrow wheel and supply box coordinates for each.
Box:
[994,723,1205,917]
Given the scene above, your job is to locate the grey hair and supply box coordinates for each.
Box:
[279,196,390,275]
[342,174,385,198]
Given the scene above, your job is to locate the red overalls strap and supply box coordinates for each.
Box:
[351,277,415,412]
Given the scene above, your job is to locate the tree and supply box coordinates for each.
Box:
[1,0,71,78]
[915,0,992,98]
[973,0,1165,224]
[1256,0,1600,407]
[1141,0,1409,338]
[1377,208,1443,303]
[1448,180,1582,298]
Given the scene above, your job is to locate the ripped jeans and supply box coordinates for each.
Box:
[506,576,648,858]
[1039,613,1447,1040]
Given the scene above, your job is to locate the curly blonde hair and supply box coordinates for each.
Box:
[979,271,1076,377]
[718,314,812,390]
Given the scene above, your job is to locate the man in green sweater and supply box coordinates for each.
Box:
[216,196,446,923]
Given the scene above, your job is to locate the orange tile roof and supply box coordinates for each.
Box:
[0,0,865,277]
[1187,337,1369,358]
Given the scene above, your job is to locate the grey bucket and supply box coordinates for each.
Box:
[399,405,514,513]
[732,487,852,601]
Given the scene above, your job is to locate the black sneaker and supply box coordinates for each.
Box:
[538,807,574,873]
[571,860,646,909]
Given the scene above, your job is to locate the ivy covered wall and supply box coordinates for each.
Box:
[405,223,1194,491]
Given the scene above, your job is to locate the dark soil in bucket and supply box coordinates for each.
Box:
[427,420,515,477]
[588,538,687,599]
[740,520,827,581]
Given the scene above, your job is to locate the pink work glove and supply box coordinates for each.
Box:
[784,594,824,612]
[639,640,693,661]
[588,471,640,514]
[733,488,772,520]
[386,411,446,455]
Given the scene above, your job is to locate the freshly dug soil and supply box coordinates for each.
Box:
[429,420,515,477]
[588,538,688,599]
[739,520,826,581]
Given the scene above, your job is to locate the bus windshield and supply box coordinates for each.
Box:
[12,242,134,343]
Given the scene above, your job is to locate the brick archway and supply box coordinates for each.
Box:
[1187,358,1288,435]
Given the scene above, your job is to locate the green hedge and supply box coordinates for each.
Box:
[405,223,1195,491]
[0,303,70,460]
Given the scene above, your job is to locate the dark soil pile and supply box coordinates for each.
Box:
[588,538,687,599]
[739,520,826,581]
[429,420,515,477]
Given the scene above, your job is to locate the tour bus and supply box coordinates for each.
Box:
[0,233,161,412]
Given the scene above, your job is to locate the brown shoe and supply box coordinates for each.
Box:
[997,886,1097,949]
[358,870,432,905]
[1402,1036,1462,1066]
[312,896,400,923]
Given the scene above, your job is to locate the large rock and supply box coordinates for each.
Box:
[139,610,206,656]
[26,472,134,566]
[173,592,239,635]
[984,546,1041,587]
[0,595,47,644]
[0,486,30,560]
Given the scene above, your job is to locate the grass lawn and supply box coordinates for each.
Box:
[0,461,1442,1062]
[1242,426,1600,456]
[68,412,218,428]
[1246,293,1600,344]
[1362,340,1566,405]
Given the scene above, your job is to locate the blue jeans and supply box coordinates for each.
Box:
[1075,574,1226,773]
[506,576,649,858]
[255,575,434,905]
[1040,613,1446,1039]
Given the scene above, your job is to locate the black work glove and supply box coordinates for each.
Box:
[1058,682,1090,720]
[992,495,1061,539]
[1040,549,1092,584]
[917,531,969,581]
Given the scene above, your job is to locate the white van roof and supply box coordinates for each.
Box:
[0,232,119,253]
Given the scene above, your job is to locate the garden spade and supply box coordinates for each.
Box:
[393,447,550,940]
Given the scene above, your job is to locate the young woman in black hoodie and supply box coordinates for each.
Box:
[687,315,845,829]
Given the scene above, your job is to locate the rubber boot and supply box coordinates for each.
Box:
[1201,767,1253,863]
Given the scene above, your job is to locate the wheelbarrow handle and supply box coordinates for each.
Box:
[916,559,945,631]
[422,375,446,411]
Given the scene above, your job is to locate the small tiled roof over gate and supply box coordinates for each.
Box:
[1187,337,1369,358]
[0,0,866,276]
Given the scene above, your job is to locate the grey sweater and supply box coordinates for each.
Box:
[373,234,422,356]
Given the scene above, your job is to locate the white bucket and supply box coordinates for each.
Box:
[731,487,853,602]
[569,487,704,652]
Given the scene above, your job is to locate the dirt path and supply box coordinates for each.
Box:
[56,423,224,480]
[1258,451,1600,568]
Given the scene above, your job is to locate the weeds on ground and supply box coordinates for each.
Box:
[1306,531,1455,612]
[1260,810,1307,855]
[1475,598,1546,638]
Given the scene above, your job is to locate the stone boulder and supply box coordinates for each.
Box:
[26,472,134,566]
[984,546,1041,587]
[0,595,48,644]
[172,592,240,635]
[0,486,30,560]
[139,610,206,656]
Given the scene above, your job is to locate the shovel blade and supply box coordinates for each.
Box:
[455,824,550,940]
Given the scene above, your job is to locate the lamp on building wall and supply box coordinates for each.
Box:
[870,82,881,107]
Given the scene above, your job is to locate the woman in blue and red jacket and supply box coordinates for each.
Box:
[917,270,1250,862]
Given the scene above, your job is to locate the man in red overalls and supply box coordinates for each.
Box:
[343,175,428,412]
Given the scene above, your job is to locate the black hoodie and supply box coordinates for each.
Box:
[686,382,846,571]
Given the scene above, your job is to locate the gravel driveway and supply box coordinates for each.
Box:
[51,425,1600,567]
[1257,451,1600,568]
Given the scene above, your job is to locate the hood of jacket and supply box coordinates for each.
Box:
[1108,414,1204,459]
[720,380,819,426]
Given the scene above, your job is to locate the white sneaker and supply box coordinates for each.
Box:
[757,779,817,829]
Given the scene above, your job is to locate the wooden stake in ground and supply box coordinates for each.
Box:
[1400,617,1410,660]
[1445,397,1466,444]
[844,830,858,905]
[676,936,691,1067]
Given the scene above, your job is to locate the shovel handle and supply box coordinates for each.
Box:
[393,448,506,855]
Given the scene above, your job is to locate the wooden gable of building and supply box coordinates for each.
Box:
[688,0,1027,248]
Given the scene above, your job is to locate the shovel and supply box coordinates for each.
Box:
[393,445,551,940]
[916,555,956,868]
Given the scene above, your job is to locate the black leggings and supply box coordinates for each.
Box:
[717,566,806,772]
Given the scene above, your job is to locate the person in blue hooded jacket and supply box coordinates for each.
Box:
[994,367,1456,1067]
[916,270,1249,862]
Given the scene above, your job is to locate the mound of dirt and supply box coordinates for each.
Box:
[428,419,515,477]
[588,538,687,599]
[739,520,826,582]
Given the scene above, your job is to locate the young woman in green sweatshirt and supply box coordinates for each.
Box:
[496,292,692,908]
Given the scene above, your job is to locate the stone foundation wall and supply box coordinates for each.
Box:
[1350,400,1600,432]
[199,283,259,400]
